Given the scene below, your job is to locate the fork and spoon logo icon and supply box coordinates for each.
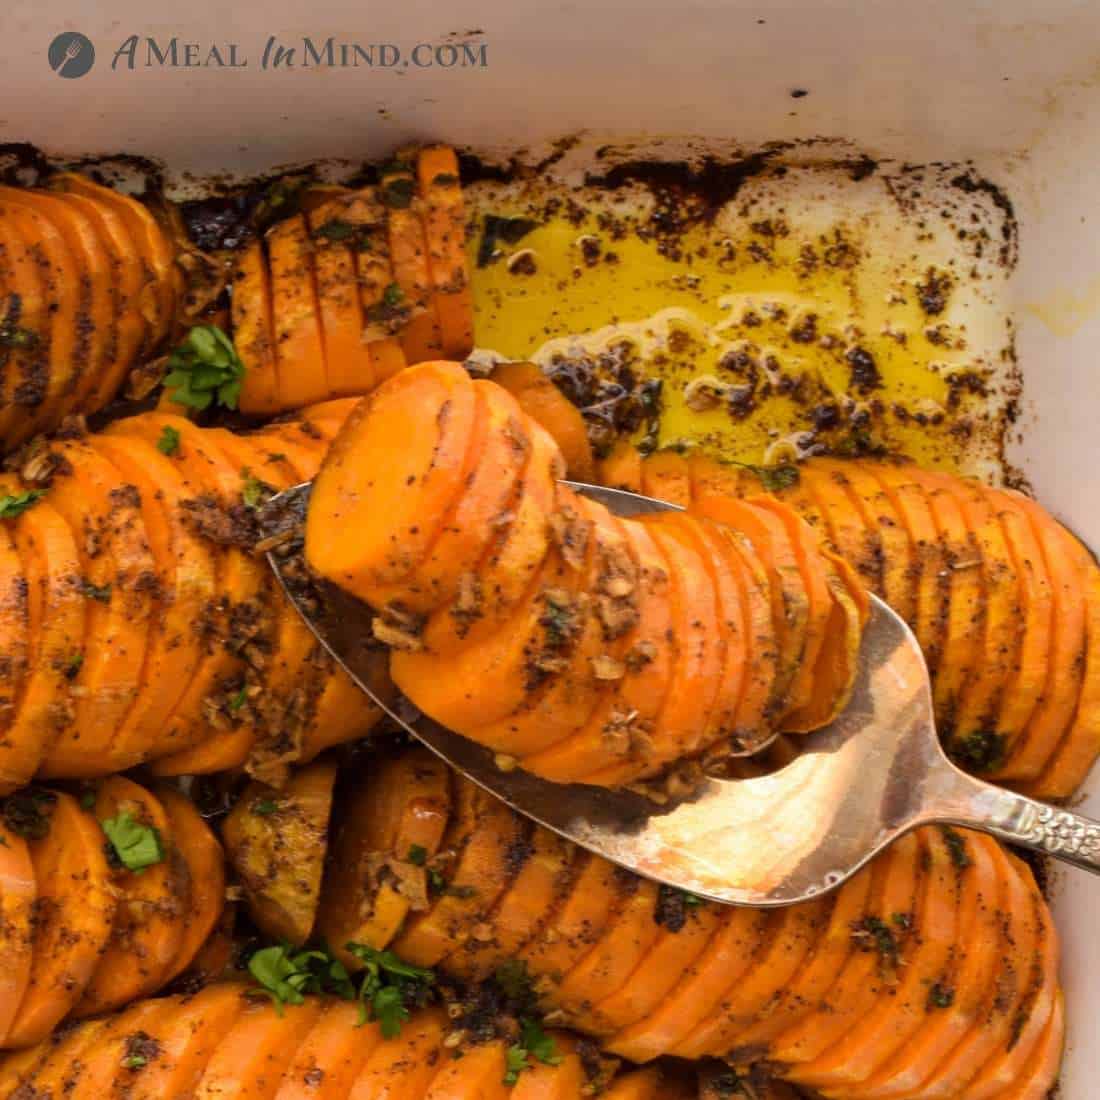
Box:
[48,32,96,78]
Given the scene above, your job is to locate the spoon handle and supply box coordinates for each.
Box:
[928,768,1100,874]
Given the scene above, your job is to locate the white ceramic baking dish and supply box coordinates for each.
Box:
[2,0,1097,1091]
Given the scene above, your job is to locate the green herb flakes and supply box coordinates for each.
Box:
[100,811,165,873]
[164,325,245,412]
[0,490,44,520]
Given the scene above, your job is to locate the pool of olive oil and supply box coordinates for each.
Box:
[466,155,1019,481]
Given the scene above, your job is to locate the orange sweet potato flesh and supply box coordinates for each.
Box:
[417,146,474,361]
[306,363,479,595]
[346,1005,447,1100]
[234,239,282,415]
[0,512,33,790]
[0,823,34,1046]
[2,488,85,790]
[490,363,595,482]
[223,759,335,946]
[274,1000,381,1100]
[73,776,187,1017]
[156,786,226,983]
[5,792,114,1047]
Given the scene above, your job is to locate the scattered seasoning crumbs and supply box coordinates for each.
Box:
[2,788,57,839]
[100,811,165,873]
[80,579,112,602]
[0,490,45,519]
[407,844,428,865]
[241,470,265,509]
[730,460,800,491]
[928,982,955,1009]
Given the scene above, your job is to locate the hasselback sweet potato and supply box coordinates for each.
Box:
[0,985,697,1100]
[321,747,1064,1100]
[597,445,1100,799]
[0,777,223,1048]
[306,361,867,787]
[0,403,384,785]
[0,175,180,451]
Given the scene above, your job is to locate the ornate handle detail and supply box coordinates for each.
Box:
[940,774,1100,875]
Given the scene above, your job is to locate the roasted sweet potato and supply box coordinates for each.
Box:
[223,758,336,945]
[626,449,1100,799]
[0,986,699,1100]
[0,777,222,1049]
[308,363,866,786]
[317,749,1063,1100]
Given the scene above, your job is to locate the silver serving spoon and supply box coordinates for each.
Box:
[266,480,1100,905]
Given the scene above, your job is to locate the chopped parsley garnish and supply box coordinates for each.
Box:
[0,322,37,350]
[229,685,249,712]
[493,959,534,1003]
[347,942,435,1037]
[851,916,899,966]
[406,844,428,865]
[0,490,44,519]
[79,790,97,811]
[100,811,165,873]
[253,175,311,231]
[248,945,356,1014]
[164,325,245,411]
[121,1055,147,1070]
[383,282,404,308]
[64,652,84,680]
[252,799,280,816]
[682,891,704,907]
[156,425,181,456]
[730,460,800,492]
[241,470,265,509]
[503,1018,561,1084]
[927,982,955,1009]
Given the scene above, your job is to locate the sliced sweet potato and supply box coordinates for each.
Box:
[381,160,443,364]
[392,548,576,731]
[520,516,674,784]
[367,379,528,615]
[597,441,644,493]
[0,822,33,1045]
[519,850,626,983]
[417,146,474,361]
[604,1067,694,1100]
[908,838,1040,1098]
[451,819,577,982]
[421,1040,508,1100]
[672,897,829,1060]
[194,996,325,1100]
[2,1016,108,1093]
[868,462,949,677]
[87,433,217,763]
[299,657,388,764]
[274,1000,381,1100]
[0,197,79,446]
[510,1035,587,1100]
[306,197,377,398]
[345,1005,446,1100]
[998,491,1087,781]
[789,827,960,1089]
[157,786,227,982]
[5,792,114,1047]
[473,495,630,759]
[0,525,29,792]
[555,878,664,1016]
[639,448,691,506]
[391,782,528,967]
[916,470,987,729]
[223,759,335,945]
[52,174,179,354]
[123,984,247,1100]
[33,439,155,777]
[234,240,281,415]
[307,362,479,595]
[0,189,110,426]
[321,751,452,968]
[990,990,1064,1100]
[1022,558,1100,798]
[490,364,594,482]
[605,906,775,1063]
[50,189,149,407]
[267,214,330,409]
[74,776,187,1016]
[583,892,723,1036]
[852,832,1005,1099]
[978,486,1055,776]
[770,831,921,1066]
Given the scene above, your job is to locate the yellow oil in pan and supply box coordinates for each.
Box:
[466,156,1019,481]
